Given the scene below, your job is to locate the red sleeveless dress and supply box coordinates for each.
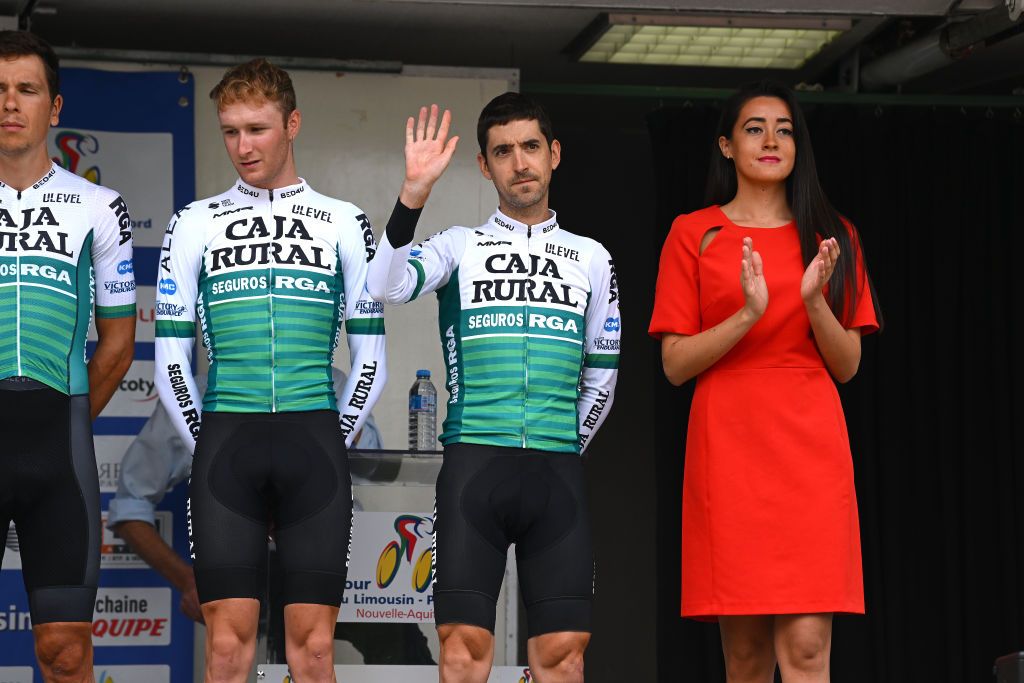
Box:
[649,206,878,618]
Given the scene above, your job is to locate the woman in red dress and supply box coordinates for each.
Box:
[649,81,882,682]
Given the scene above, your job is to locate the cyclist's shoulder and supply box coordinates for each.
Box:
[550,225,611,264]
[50,165,123,207]
[171,186,238,228]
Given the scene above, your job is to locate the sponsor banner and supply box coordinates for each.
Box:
[102,360,158,417]
[94,665,170,683]
[339,512,435,623]
[95,435,135,492]
[1,524,20,571]
[92,587,171,646]
[256,665,531,682]
[47,129,173,249]
[0,667,32,683]
[101,511,173,569]
[136,285,157,342]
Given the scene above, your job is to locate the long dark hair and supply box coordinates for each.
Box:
[706,80,883,330]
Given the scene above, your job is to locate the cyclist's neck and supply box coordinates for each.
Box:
[497,201,552,229]
[0,148,53,192]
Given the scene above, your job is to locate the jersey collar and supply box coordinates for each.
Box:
[232,177,309,202]
[487,208,559,238]
[0,162,58,197]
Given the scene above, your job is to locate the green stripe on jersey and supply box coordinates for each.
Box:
[584,353,619,369]
[97,303,136,318]
[156,320,196,338]
[346,317,385,334]
[409,259,426,301]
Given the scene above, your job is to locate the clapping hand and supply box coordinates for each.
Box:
[400,104,459,208]
[740,236,768,319]
[801,237,839,303]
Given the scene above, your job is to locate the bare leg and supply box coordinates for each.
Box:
[437,623,494,683]
[284,603,340,683]
[34,622,93,683]
[201,598,260,683]
[774,613,832,683]
[720,615,776,683]
[527,631,589,683]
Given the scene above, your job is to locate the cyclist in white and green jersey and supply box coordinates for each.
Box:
[0,31,135,682]
[368,94,619,683]
[154,59,385,683]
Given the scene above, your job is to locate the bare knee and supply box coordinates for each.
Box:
[438,624,493,679]
[778,632,828,673]
[723,641,774,681]
[35,625,92,683]
[720,616,775,683]
[528,632,589,682]
[286,631,335,680]
[206,626,256,680]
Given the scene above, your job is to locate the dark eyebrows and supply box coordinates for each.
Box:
[742,116,793,126]
[491,138,541,153]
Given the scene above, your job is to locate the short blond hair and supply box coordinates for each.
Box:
[209,58,296,124]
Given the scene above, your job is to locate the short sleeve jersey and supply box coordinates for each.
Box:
[0,164,135,395]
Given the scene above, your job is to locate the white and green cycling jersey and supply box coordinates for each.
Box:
[154,178,386,448]
[0,164,135,395]
[368,208,619,454]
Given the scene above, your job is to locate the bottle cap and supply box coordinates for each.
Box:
[416,369,430,378]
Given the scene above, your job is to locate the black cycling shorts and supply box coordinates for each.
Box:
[189,410,353,607]
[432,443,593,637]
[0,381,100,624]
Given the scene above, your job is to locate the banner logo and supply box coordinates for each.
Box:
[375,515,434,593]
[52,131,101,184]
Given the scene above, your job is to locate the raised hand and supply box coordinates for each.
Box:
[801,237,839,303]
[740,236,768,319]
[401,104,459,209]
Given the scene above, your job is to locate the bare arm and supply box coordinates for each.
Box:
[113,520,203,623]
[661,236,766,385]
[88,316,135,419]
[801,238,862,383]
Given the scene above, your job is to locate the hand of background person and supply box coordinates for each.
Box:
[179,569,205,624]
[801,237,840,304]
[740,236,768,319]
[400,104,459,209]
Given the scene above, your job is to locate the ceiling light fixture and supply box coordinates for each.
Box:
[573,14,852,69]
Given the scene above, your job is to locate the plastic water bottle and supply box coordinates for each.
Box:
[408,370,437,451]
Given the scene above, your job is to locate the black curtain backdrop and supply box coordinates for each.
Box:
[648,101,1024,682]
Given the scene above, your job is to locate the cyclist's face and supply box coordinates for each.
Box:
[218,98,299,189]
[478,118,560,216]
[0,55,61,158]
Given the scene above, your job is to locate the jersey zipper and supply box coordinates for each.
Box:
[268,188,277,412]
[522,224,531,448]
[14,189,21,375]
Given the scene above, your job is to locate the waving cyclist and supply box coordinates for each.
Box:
[368,94,620,683]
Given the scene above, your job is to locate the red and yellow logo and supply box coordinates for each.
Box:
[375,514,434,593]
[52,131,101,184]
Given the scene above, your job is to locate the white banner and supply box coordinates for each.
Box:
[341,512,436,623]
[95,435,135,492]
[94,666,170,683]
[92,588,171,646]
[256,665,533,682]
[0,667,32,683]
[100,511,173,569]
[1,524,20,571]
[103,360,159,417]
